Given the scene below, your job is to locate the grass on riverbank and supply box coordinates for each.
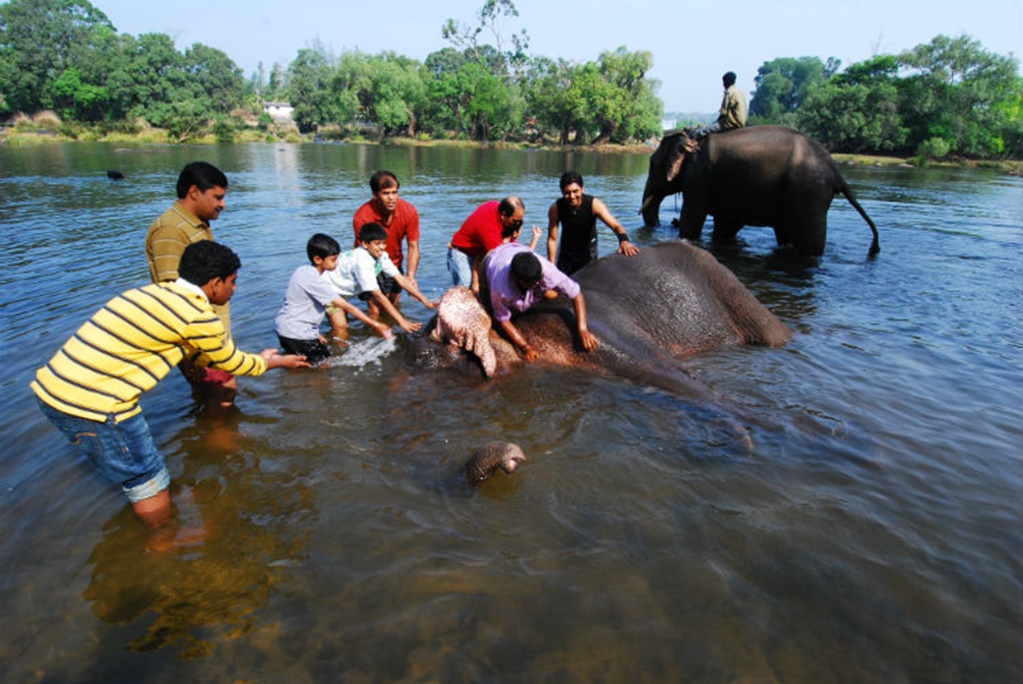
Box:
[2,124,1019,176]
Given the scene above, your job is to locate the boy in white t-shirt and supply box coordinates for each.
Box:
[325,222,436,340]
[275,233,393,366]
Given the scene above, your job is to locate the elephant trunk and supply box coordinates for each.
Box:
[465,442,527,486]
[640,179,663,227]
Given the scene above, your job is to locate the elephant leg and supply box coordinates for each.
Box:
[783,203,829,255]
[711,217,743,243]
[776,180,832,254]
[678,203,707,241]
[772,225,789,247]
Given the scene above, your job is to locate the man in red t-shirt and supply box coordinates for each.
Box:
[447,196,525,293]
[353,170,421,307]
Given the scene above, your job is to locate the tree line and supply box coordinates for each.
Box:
[747,35,1023,159]
[1,0,1019,158]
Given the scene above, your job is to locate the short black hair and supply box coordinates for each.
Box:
[559,171,584,191]
[369,170,399,193]
[510,251,542,286]
[358,222,388,243]
[307,233,341,262]
[176,161,228,198]
[179,240,241,286]
[723,72,737,87]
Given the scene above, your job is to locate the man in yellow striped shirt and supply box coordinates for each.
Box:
[32,241,308,531]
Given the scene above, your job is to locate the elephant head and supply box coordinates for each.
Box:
[640,130,693,226]
[430,286,498,378]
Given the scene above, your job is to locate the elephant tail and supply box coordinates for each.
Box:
[838,177,881,256]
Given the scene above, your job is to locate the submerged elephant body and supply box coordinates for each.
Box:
[640,126,879,256]
[413,241,790,396]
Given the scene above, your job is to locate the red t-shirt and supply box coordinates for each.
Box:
[450,201,503,259]
[352,198,420,270]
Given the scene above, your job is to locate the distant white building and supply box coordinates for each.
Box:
[263,102,294,122]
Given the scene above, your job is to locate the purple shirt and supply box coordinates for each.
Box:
[485,242,580,323]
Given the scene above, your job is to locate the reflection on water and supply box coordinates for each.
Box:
[83,411,315,659]
[0,143,1020,682]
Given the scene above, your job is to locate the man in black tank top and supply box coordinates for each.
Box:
[546,171,639,275]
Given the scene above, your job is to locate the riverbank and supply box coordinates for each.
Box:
[2,126,1019,175]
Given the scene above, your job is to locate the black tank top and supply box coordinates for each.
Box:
[556,194,598,274]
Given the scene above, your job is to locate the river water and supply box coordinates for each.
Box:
[1,142,1020,683]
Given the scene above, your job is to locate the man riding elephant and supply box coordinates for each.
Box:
[688,71,748,150]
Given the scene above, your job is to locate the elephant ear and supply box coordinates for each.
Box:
[665,139,688,184]
[431,286,498,378]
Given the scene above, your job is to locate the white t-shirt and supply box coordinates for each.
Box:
[323,246,400,298]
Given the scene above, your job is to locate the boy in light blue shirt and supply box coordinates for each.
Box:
[324,222,435,340]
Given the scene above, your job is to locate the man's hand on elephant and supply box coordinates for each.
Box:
[579,328,599,352]
[521,343,539,362]
[617,240,640,257]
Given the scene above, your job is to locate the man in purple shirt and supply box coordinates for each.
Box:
[482,241,599,361]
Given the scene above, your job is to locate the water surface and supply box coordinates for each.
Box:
[1,142,1020,682]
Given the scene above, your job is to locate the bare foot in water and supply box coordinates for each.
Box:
[144,486,210,552]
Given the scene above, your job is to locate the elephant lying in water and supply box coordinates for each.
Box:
[640,126,880,257]
[409,241,791,398]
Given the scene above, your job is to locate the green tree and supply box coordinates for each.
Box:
[117,32,186,125]
[422,45,521,140]
[522,56,576,143]
[798,79,906,152]
[359,53,427,136]
[797,54,907,152]
[442,0,529,76]
[897,34,1022,157]
[423,48,470,134]
[286,46,339,132]
[591,47,659,144]
[267,62,286,101]
[332,50,370,125]
[49,66,107,120]
[0,0,115,113]
[459,60,516,140]
[749,56,840,125]
[161,97,214,142]
[556,48,660,145]
[183,43,244,114]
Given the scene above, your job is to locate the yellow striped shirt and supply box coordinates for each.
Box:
[32,282,267,423]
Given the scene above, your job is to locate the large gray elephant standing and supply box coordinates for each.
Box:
[409,241,791,398]
[640,126,880,257]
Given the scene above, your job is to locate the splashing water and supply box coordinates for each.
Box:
[330,335,397,370]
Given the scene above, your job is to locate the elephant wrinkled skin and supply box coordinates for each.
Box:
[411,241,791,398]
[640,126,880,257]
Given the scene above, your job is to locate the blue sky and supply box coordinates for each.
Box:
[94,0,1022,113]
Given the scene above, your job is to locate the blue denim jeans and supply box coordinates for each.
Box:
[447,247,473,287]
[37,399,170,503]
[690,121,723,140]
